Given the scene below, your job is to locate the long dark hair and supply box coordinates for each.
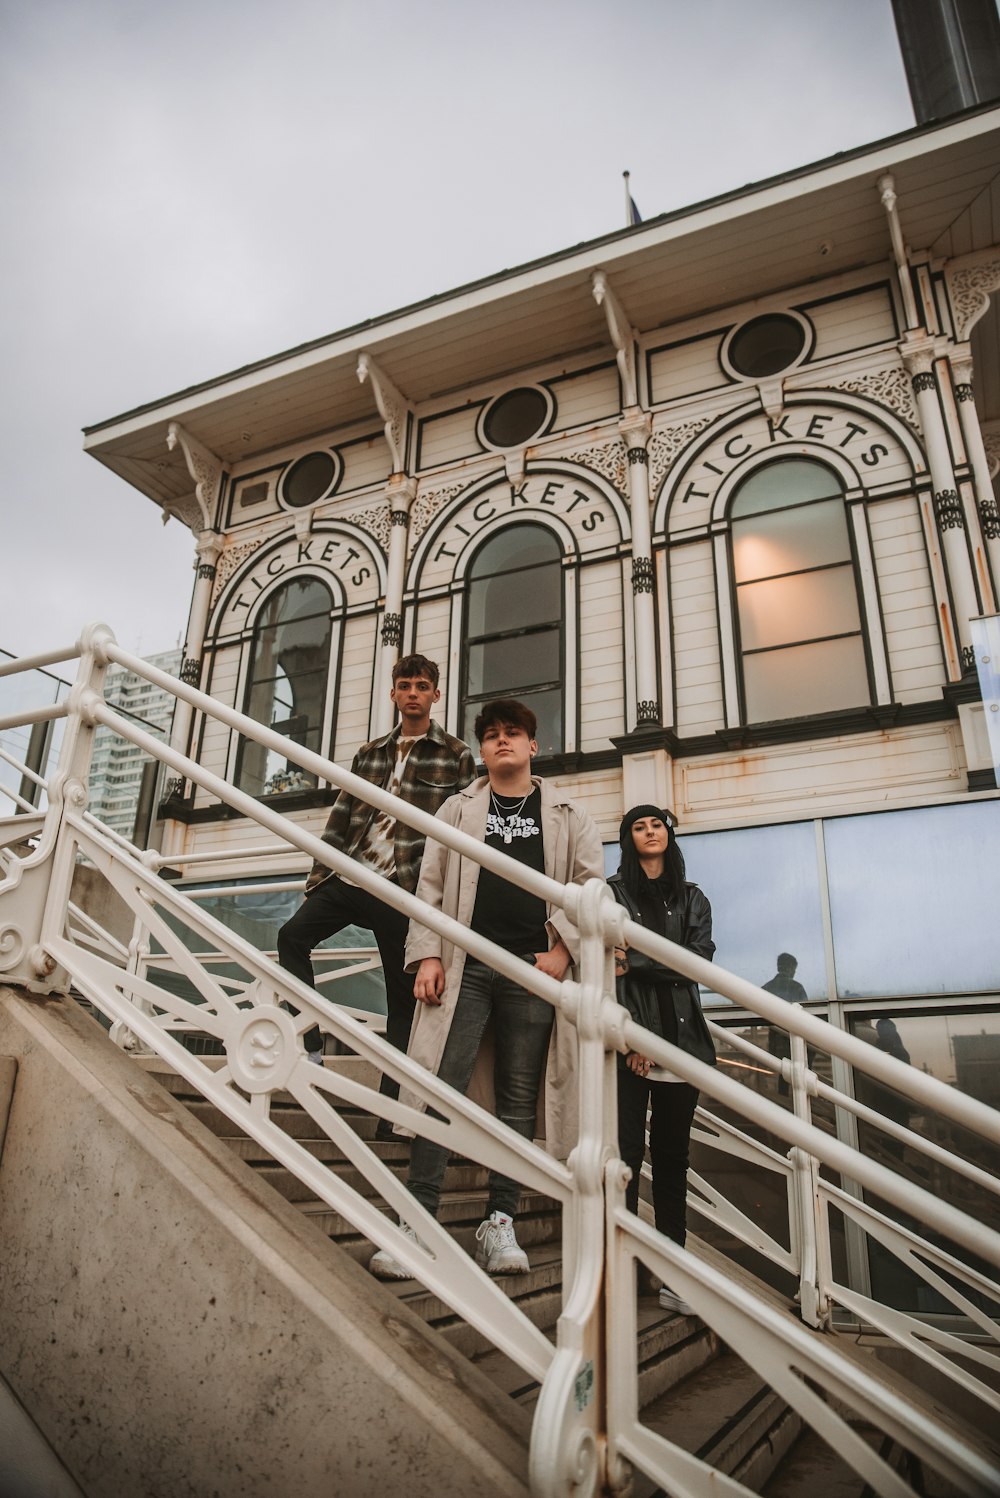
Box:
[619,815,686,906]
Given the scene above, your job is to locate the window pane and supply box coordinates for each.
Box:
[825,802,1000,997]
[733,498,851,582]
[678,820,828,1004]
[738,565,861,651]
[467,565,562,636]
[469,524,561,578]
[238,579,332,796]
[466,630,559,695]
[731,458,842,518]
[743,634,868,720]
[463,686,562,757]
[849,1008,1000,1314]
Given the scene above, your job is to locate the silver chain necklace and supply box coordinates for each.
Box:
[489,788,531,830]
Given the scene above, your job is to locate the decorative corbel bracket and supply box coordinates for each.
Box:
[358,352,411,474]
[165,422,224,533]
[592,270,638,408]
[945,250,1000,344]
[757,378,785,420]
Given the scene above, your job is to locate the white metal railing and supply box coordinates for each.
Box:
[0,623,998,1498]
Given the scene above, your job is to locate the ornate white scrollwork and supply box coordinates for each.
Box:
[358,353,410,474]
[563,439,628,498]
[211,539,261,605]
[225,1003,300,1095]
[828,367,919,431]
[946,252,1000,342]
[344,501,392,556]
[409,481,469,549]
[0,924,25,972]
[648,416,712,493]
[166,422,224,533]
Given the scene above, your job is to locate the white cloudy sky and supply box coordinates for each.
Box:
[2,0,919,662]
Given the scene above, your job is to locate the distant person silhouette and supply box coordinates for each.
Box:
[763,953,806,1094]
[763,952,807,1005]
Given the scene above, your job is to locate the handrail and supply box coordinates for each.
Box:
[2,627,998,1498]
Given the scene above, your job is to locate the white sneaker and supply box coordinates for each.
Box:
[659,1286,695,1316]
[369,1222,419,1280]
[475,1211,529,1274]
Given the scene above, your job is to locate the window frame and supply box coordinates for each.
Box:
[723,455,877,727]
[232,574,341,799]
[458,520,569,758]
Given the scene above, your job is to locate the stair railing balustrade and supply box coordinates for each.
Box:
[1,625,998,1498]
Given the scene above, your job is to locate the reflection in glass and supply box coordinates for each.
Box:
[462,524,564,755]
[825,801,1000,997]
[679,820,827,1004]
[850,1008,1000,1315]
[238,578,333,796]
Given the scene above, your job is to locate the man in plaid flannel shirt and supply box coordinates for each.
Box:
[277,654,476,1124]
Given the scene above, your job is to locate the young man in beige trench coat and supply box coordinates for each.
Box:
[370,696,604,1279]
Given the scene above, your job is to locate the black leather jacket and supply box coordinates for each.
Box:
[609,874,717,1069]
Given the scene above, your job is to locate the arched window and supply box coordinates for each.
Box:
[461,523,564,754]
[237,577,333,795]
[730,458,870,723]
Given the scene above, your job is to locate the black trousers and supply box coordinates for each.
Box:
[276,876,413,1100]
[617,1067,699,1247]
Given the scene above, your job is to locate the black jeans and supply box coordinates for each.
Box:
[407,958,554,1220]
[617,1067,698,1246]
[276,876,412,1100]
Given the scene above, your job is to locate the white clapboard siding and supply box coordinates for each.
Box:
[550,366,621,430]
[333,615,379,760]
[648,334,724,407]
[178,805,329,880]
[868,496,945,701]
[579,562,625,749]
[412,596,454,710]
[805,285,897,360]
[417,407,481,470]
[670,543,724,734]
[676,723,964,825]
[545,767,624,843]
[340,437,392,494]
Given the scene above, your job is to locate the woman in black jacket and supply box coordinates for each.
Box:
[610,804,716,1313]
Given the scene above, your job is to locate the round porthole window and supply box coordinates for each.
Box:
[479,386,554,451]
[278,449,343,510]
[722,312,811,380]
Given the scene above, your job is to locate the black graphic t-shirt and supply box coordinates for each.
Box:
[471,786,547,955]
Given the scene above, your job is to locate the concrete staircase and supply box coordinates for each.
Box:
[145,1051,819,1492]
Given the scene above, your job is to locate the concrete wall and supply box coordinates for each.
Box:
[0,987,530,1498]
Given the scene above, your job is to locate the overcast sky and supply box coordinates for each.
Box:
[2,0,920,663]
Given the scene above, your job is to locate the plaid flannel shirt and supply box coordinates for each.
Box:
[305,719,477,895]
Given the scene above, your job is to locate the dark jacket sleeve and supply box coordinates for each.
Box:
[625,885,715,982]
[304,754,361,892]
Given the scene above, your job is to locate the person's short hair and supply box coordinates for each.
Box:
[777,952,798,973]
[391,653,439,688]
[473,698,537,743]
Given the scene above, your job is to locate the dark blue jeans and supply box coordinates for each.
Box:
[408,958,554,1220]
[617,1067,698,1246]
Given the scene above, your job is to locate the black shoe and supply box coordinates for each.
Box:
[374,1121,394,1142]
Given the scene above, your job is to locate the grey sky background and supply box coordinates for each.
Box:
[2,0,919,662]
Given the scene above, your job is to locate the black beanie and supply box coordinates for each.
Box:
[619,804,670,847]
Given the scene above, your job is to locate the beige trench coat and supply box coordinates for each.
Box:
[400,775,605,1161]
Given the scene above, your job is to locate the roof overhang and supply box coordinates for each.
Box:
[84,104,1000,514]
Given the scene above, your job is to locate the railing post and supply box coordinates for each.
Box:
[530,879,622,1498]
[0,626,112,992]
[788,1033,828,1329]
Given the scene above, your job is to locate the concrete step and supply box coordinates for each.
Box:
[637,1350,801,1495]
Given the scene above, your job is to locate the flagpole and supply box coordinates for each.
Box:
[623,170,632,228]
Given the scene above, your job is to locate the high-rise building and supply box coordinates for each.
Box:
[87,649,181,838]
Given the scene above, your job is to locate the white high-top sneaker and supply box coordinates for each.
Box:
[369,1222,419,1280]
[474,1211,529,1274]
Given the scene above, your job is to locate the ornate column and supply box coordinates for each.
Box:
[372,476,416,735]
[951,350,1000,613]
[903,338,981,676]
[162,425,224,815]
[619,410,659,726]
